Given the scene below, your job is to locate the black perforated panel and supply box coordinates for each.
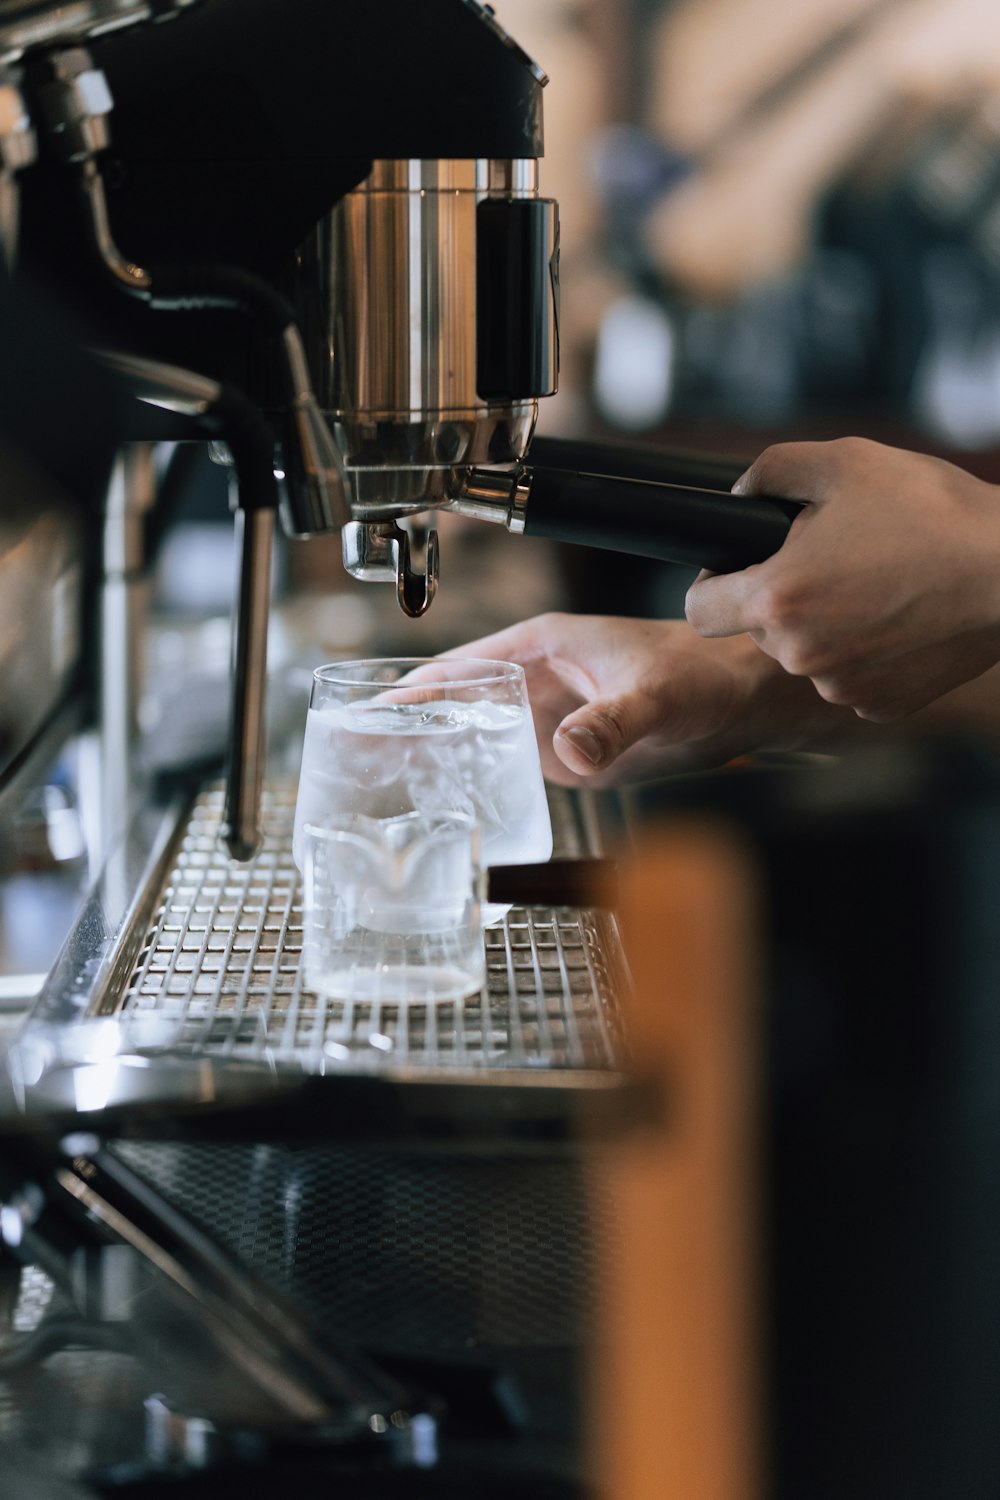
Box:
[112,1140,614,1355]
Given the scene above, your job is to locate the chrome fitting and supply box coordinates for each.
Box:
[447,465,531,533]
[35,48,114,161]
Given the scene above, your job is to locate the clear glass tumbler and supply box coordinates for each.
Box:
[292,658,552,923]
[301,811,485,1003]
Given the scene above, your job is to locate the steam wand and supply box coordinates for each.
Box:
[97,351,281,863]
[32,45,352,860]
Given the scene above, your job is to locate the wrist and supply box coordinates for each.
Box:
[978,480,1000,637]
[736,637,863,754]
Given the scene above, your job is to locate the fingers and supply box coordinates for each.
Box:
[733,435,879,500]
[684,439,857,640]
[438,612,566,668]
[553,714,613,775]
[553,679,680,777]
[811,636,1000,721]
[685,562,774,639]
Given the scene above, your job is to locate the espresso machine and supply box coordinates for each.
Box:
[2,6,1000,1499]
[3,0,802,870]
[0,6,640,1492]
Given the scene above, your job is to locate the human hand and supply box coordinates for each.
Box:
[685,438,1000,721]
[441,612,841,787]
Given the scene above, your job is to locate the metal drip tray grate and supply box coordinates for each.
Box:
[110,781,625,1073]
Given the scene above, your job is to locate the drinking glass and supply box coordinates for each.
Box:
[292,658,552,923]
[301,811,485,1003]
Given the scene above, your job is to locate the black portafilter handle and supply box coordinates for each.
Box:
[528,435,749,491]
[522,436,804,572]
[486,858,619,910]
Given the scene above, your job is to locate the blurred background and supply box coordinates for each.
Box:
[518,0,1000,447]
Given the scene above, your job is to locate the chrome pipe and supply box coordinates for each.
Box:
[222,503,274,863]
[98,442,154,866]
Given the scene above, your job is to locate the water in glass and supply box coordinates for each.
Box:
[292,660,552,925]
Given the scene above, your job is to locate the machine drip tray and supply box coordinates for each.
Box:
[30,778,629,1085]
[6,779,631,1486]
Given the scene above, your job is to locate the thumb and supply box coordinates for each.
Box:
[553,687,664,776]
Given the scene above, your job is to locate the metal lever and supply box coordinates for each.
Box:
[342,520,440,618]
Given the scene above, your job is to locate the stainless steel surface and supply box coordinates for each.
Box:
[0,453,84,796]
[0,697,85,873]
[28,789,183,1031]
[79,156,150,290]
[297,158,545,517]
[97,444,155,864]
[340,519,440,616]
[35,46,113,160]
[95,347,219,415]
[30,779,625,1077]
[37,1142,411,1432]
[393,516,439,616]
[34,47,151,290]
[449,463,531,533]
[279,323,351,534]
[221,507,274,863]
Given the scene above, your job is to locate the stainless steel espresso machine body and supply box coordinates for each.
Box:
[4,0,801,867]
[299,154,558,614]
[10,0,808,862]
[0,17,627,1479]
[0,5,201,847]
[6,0,564,859]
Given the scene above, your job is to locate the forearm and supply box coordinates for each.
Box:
[753,647,1000,755]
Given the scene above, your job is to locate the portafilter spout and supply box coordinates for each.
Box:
[340,518,440,619]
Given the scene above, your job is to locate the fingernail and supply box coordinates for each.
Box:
[731,472,749,495]
[558,725,604,767]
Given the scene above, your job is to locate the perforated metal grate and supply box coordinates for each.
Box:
[111,1140,616,1353]
[116,782,625,1072]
